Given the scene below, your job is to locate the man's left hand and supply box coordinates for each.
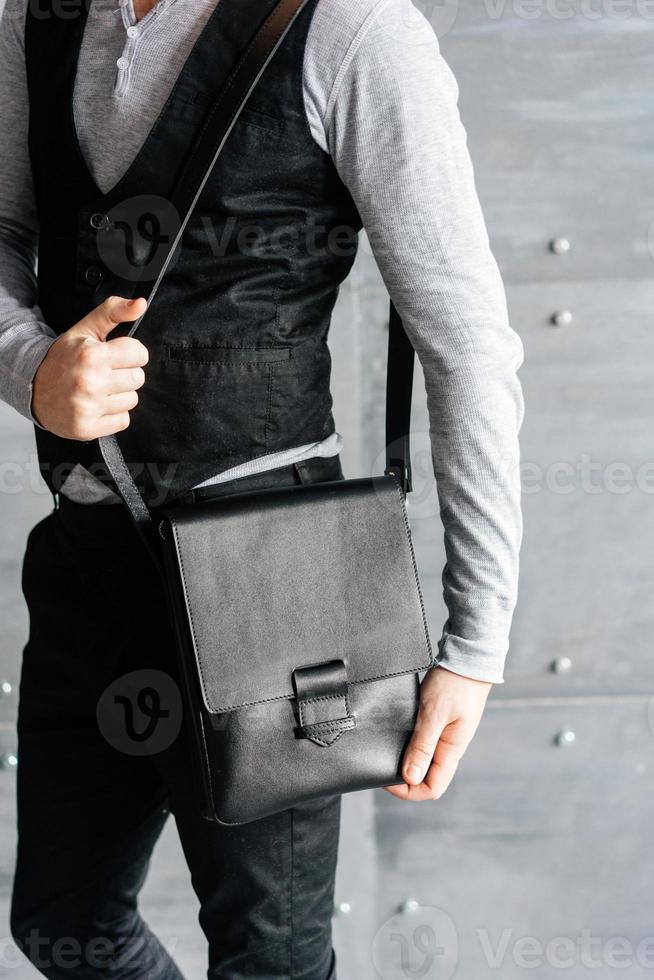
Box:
[385,666,492,801]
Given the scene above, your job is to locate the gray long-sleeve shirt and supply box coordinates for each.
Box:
[0,0,524,683]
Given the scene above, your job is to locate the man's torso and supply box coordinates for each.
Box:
[25,0,363,505]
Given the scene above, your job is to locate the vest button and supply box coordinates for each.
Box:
[84,265,104,286]
[89,212,108,230]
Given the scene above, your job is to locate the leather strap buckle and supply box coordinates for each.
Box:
[292,659,356,747]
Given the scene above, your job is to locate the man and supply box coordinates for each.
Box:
[0,0,524,976]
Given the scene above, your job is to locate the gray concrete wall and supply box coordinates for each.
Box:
[1,1,652,978]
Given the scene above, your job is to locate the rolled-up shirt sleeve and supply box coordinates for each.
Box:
[318,0,524,683]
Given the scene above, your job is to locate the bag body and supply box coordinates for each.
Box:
[159,473,433,824]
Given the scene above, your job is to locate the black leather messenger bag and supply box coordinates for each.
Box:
[99,0,435,825]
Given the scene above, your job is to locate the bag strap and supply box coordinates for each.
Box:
[385,301,414,494]
[98,0,415,530]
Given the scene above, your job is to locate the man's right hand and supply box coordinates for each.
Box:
[32,296,149,440]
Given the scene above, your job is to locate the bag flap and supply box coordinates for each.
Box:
[162,476,433,714]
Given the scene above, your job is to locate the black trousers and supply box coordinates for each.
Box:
[10,456,344,980]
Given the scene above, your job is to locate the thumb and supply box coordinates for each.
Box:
[76,296,148,342]
[402,701,449,786]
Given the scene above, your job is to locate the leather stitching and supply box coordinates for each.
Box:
[170,521,216,717]
[298,695,349,727]
[197,711,219,818]
[394,480,435,667]
[301,693,345,705]
[264,363,274,449]
[303,724,351,747]
[302,718,355,734]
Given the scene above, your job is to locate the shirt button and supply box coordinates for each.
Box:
[126,26,138,38]
[84,266,104,287]
[116,56,129,71]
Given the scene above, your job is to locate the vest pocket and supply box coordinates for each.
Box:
[167,345,292,365]
[160,345,293,457]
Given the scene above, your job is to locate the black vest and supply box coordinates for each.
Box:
[25,0,363,505]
